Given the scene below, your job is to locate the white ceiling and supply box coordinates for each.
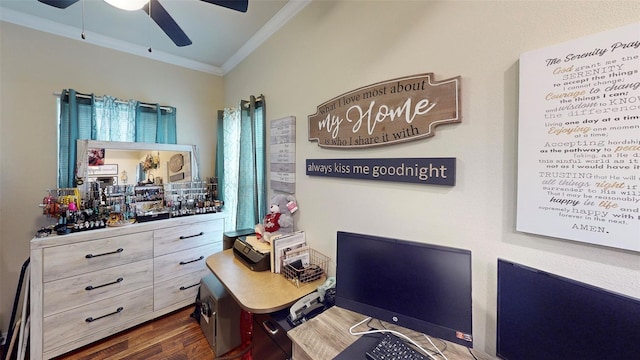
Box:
[0,0,310,75]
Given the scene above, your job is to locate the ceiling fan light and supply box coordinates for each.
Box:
[104,0,148,11]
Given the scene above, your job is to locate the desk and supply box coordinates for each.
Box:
[206,249,327,359]
[205,249,325,313]
[288,306,497,360]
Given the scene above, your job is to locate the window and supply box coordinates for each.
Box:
[57,89,176,187]
[216,96,267,231]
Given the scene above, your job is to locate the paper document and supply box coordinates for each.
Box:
[245,235,271,254]
[271,231,306,273]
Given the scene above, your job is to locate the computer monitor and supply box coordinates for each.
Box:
[335,231,473,347]
[497,259,640,360]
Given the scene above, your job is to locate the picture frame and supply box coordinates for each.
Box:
[88,148,106,166]
[88,164,118,176]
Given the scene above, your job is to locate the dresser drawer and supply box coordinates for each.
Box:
[43,259,153,317]
[154,244,218,283]
[154,268,210,310]
[43,287,153,351]
[43,232,153,282]
[154,219,224,256]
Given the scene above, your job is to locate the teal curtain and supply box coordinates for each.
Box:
[216,95,267,231]
[58,89,177,187]
[215,110,226,214]
[93,95,137,141]
[58,89,93,187]
[157,106,177,144]
[217,107,241,230]
[136,103,177,143]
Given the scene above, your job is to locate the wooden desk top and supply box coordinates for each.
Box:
[288,306,496,360]
[206,249,325,313]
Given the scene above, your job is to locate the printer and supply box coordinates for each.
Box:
[233,237,271,271]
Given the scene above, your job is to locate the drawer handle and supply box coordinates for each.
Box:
[85,248,124,259]
[179,232,204,240]
[85,306,124,323]
[179,255,204,265]
[262,320,279,335]
[85,277,124,291]
[180,283,200,291]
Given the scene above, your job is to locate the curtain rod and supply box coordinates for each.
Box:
[53,92,174,112]
[242,95,264,108]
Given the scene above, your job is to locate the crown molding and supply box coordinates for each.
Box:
[0,8,223,75]
[221,0,311,74]
[0,0,312,76]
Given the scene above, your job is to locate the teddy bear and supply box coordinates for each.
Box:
[255,193,297,242]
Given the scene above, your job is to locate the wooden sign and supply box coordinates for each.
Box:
[308,73,461,148]
[270,116,296,194]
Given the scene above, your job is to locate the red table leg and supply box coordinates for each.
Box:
[240,309,253,360]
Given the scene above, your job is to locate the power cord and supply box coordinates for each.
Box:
[349,317,448,360]
[423,334,448,360]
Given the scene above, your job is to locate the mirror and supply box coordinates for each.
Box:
[76,140,200,187]
[63,140,216,227]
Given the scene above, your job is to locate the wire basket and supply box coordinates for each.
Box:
[281,249,328,288]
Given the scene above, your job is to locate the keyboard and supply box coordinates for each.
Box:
[365,332,428,360]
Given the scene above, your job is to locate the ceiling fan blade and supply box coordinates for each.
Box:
[143,0,192,47]
[37,0,80,9]
[200,0,248,13]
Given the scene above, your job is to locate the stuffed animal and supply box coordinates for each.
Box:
[255,194,297,242]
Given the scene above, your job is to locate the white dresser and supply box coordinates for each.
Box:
[30,213,226,360]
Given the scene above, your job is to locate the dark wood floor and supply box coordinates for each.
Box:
[53,306,246,360]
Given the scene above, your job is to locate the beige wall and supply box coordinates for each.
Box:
[1,0,639,356]
[0,22,223,335]
[224,0,640,355]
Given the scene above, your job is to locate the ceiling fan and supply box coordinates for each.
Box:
[37,0,249,47]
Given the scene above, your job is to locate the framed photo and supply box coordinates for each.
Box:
[88,148,105,166]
